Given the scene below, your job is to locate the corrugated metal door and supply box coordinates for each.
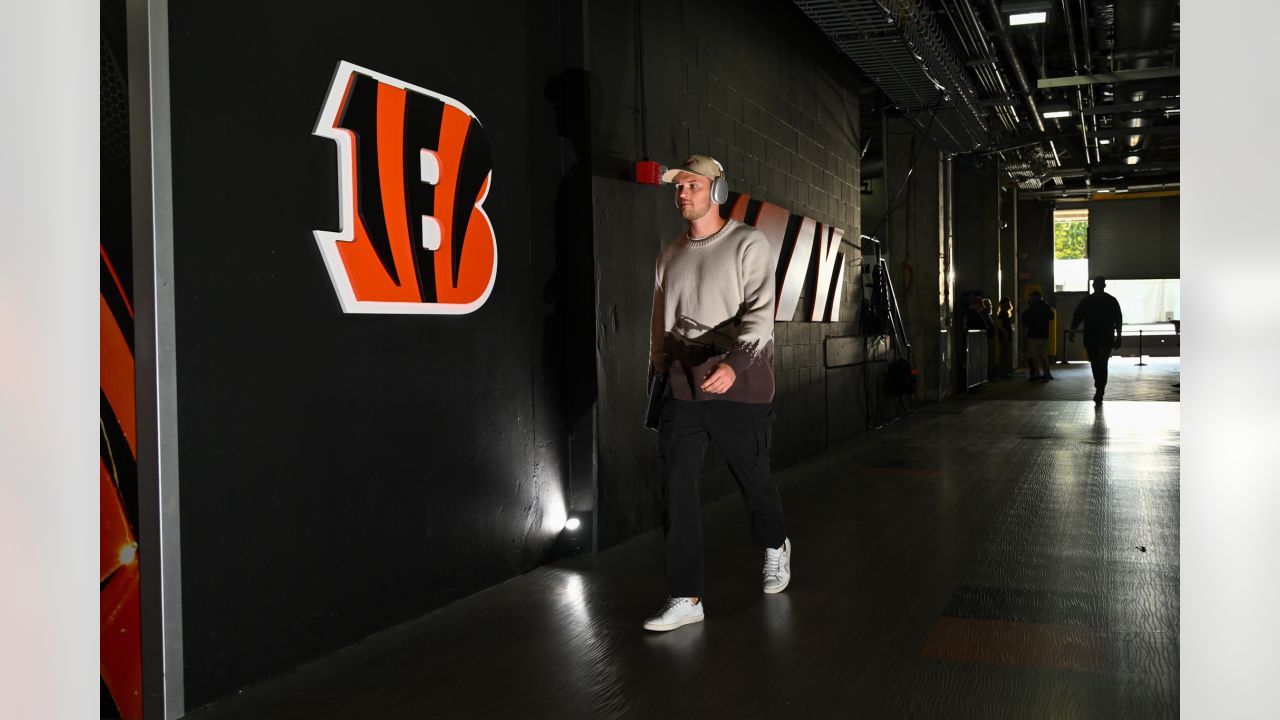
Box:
[1086,197,1180,279]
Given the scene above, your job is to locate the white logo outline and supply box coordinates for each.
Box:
[312,60,497,315]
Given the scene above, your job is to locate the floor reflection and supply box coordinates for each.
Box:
[187,397,1180,720]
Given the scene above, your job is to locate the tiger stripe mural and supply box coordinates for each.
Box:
[101,244,142,719]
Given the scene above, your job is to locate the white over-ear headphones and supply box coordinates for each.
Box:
[709,158,728,204]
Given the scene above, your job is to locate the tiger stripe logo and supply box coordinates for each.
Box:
[313,61,497,314]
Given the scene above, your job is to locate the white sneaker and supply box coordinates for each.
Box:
[763,538,792,594]
[643,597,704,631]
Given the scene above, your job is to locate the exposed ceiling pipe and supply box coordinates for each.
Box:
[1058,0,1090,165]
[1078,0,1100,163]
[944,0,1019,132]
[1048,161,1179,176]
[955,0,1024,130]
[1115,0,1176,68]
[978,0,1046,134]
[1080,98,1179,115]
[978,131,1075,155]
[950,0,1060,185]
[1112,0,1177,156]
[1021,181,1179,199]
[792,0,991,152]
[1096,48,1176,62]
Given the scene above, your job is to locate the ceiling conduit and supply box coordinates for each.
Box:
[978,0,1046,135]
[1112,0,1178,160]
[1078,0,1102,164]
[793,0,991,154]
[1058,0,1091,167]
[966,0,1063,188]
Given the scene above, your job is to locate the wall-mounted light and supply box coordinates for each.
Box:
[555,511,593,558]
[1003,0,1051,25]
[563,512,591,534]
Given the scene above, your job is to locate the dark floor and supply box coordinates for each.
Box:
[187,358,1179,719]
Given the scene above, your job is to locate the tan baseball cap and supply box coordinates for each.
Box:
[661,154,725,183]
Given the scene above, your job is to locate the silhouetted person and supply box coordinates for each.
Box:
[1021,290,1055,382]
[963,297,993,335]
[1069,276,1124,406]
[995,297,1014,379]
[643,155,790,633]
[960,297,992,385]
[981,298,998,379]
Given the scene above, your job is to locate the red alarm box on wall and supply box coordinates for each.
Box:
[635,160,666,186]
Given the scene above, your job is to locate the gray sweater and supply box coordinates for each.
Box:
[650,218,776,404]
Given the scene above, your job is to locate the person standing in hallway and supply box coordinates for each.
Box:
[642,154,791,633]
[1069,276,1124,406]
[995,297,1015,380]
[960,296,993,386]
[981,297,997,379]
[1021,290,1055,382]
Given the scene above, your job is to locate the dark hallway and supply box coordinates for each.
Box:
[188,362,1179,719]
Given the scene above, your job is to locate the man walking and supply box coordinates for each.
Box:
[1069,276,1124,406]
[643,155,790,632]
[1021,290,1055,382]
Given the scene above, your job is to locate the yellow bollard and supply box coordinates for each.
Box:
[1048,310,1058,358]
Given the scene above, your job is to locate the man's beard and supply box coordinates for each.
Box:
[680,202,710,222]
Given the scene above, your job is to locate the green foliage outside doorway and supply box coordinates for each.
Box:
[1054,221,1087,260]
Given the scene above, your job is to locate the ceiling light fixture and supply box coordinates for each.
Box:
[1003,0,1051,25]
[1040,103,1073,119]
[1124,155,1141,165]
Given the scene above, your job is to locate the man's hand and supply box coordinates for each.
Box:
[1067,330,1076,342]
[700,363,736,394]
[1114,335,1123,349]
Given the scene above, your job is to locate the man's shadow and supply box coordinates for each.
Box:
[545,68,635,499]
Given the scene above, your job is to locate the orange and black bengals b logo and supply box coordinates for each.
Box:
[313,61,496,314]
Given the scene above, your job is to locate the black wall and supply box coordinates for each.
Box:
[1017,198,1055,305]
[952,158,1001,302]
[164,1,576,708]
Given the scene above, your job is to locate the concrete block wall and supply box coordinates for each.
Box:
[672,40,860,235]
[882,114,948,402]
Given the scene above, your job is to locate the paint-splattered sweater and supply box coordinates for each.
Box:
[650,218,776,404]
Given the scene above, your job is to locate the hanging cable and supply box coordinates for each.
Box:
[867,93,947,243]
[634,0,650,160]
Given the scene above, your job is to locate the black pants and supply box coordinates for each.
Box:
[658,399,785,597]
[1086,344,1112,394]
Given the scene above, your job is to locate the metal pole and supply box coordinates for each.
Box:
[1137,329,1147,366]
